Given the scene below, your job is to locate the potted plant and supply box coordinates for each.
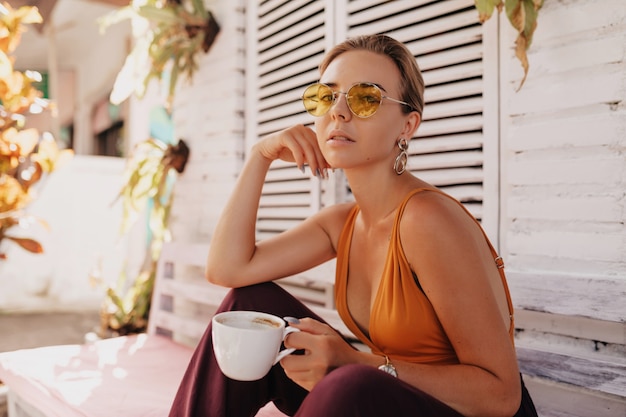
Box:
[98,0,220,109]
[0,3,73,260]
[91,137,189,336]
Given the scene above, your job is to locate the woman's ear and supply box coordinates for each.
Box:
[402,111,421,139]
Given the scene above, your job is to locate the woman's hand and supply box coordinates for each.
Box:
[256,125,330,177]
[280,318,357,391]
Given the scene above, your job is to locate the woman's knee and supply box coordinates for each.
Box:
[297,364,394,416]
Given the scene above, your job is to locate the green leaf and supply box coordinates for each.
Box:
[137,5,184,26]
[190,0,208,19]
[97,6,135,34]
[474,0,503,23]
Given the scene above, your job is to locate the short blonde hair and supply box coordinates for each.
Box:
[319,34,425,116]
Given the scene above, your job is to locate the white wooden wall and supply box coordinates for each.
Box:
[169,0,246,245]
[500,0,626,280]
[170,0,626,307]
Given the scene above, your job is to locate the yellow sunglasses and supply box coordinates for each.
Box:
[301,82,413,118]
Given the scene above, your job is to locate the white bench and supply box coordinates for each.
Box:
[0,242,294,417]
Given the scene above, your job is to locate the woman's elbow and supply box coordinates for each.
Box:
[492,378,522,417]
[205,265,235,287]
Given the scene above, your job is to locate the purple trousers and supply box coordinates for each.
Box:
[168,282,538,417]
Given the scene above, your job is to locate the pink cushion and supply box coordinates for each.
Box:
[0,334,193,417]
[256,402,289,417]
[0,333,289,417]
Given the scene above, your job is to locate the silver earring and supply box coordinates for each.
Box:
[393,138,409,175]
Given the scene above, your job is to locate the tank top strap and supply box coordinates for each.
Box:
[396,188,515,336]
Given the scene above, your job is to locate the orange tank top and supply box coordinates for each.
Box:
[335,188,515,365]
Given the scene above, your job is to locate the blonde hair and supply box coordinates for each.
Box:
[319,34,425,117]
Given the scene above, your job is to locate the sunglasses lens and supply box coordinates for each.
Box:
[347,84,382,118]
[302,83,334,116]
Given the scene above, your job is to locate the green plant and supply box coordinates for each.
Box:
[91,137,189,336]
[98,0,220,109]
[475,0,543,90]
[0,3,73,259]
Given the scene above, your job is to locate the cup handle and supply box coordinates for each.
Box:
[273,326,300,364]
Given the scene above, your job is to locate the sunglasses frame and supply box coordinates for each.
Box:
[301,82,413,118]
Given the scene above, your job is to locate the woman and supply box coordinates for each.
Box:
[169,34,538,417]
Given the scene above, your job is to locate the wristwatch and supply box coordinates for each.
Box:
[378,355,398,377]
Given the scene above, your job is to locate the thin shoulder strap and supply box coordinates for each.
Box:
[402,188,515,332]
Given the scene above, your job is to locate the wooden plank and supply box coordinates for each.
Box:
[258,0,314,29]
[411,132,483,154]
[258,1,324,41]
[417,114,483,137]
[151,311,208,344]
[422,61,483,88]
[258,206,314,219]
[409,150,483,171]
[411,166,483,186]
[523,375,626,417]
[418,43,483,74]
[347,0,431,16]
[349,4,476,40]
[259,51,321,83]
[256,218,302,232]
[507,230,623,265]
[258,112,311,136]
[507,110,626,151]
[507,195,623,223]
[264,167,310,182]
[348,0,472,27]
[260,193,312,207]
[160,279,229,308]
[262,180,312,194]
[507,158,623,186]
[516,309,626,345]
[507,272,626,323]
[507,65,624,116]
[406,26,482,59]
[517,347,626,398]
[425,79,483,103]
[159,241,209,267]
[258,26,325,65]
[258,71,316,101]
[422,96,483,120]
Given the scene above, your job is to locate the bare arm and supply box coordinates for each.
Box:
[282,192,521,417]
[206,125,339,287]
[380,194,521,416]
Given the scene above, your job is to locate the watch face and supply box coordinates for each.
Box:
[379,364,398,377]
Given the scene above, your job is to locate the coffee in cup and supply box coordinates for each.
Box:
[212,311,299,381]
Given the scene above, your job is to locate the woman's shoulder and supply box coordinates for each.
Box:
[400,188,478,235]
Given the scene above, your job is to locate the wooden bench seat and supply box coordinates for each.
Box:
[0,242,286,417]
[509,272,626,417]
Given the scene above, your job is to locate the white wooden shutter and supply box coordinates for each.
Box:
[248,0,493,237]
[246,0,332,241]
[345,0,488,220]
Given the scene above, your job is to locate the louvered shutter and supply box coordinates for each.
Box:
[344,0,491,222]
[247,0,332,242]
[247,0,496,241]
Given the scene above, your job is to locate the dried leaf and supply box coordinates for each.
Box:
[505,0,542,90]
[475,0,542,91]
[5,235,43,253]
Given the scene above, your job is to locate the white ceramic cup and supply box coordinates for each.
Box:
[211,310,299,381]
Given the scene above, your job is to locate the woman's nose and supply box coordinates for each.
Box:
[329,91,351,120]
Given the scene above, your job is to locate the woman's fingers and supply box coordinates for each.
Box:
[259,125,330,177]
